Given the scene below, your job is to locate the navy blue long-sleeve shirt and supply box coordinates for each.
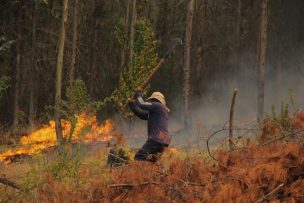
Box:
[128,91,170,145]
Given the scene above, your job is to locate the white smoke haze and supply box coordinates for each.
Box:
[119,50,304,149]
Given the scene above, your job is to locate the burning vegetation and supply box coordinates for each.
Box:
[0,113,114,164]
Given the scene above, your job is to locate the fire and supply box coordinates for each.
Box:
[168,147,180,153]
[0,113,114,163]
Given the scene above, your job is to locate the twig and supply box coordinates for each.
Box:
[108,181,160,188]
[0,177,21,190]
[255,183,284,203]
[186,179,216,187]
[153,170,188,185]
[206,128,227,161]
[229,89,238,151]
[153,170,216,187]
[107,152,128,163]
[259,129,304,147]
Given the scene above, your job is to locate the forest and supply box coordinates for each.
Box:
[1,0,304,202]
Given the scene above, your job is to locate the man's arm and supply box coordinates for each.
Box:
[128,101,149,120]
[134,90,154,111]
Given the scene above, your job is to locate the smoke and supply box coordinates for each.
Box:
[167,49,304,148]
[117,45,304,149]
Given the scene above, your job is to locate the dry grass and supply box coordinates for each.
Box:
[1,139,303,203]
[26,140,303,203]
[1,111,304,202]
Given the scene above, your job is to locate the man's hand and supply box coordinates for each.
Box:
[135,87,143,93]
[127,98,135,104]
[134,87,143,99]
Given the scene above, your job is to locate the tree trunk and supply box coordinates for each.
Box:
[172,0,176,30]
[89,25,98,94]
[150,0,158,27]
[12,7,22,133]
[157,0,168,42]
[129,0,137,69]
[89,0,102,95]
[120,0,130,77]
[195,0,205,101]
[276,44,283,101]
[54,0,69,144]
[257,0,268,122]
[229,89,238,151]
[183,0,195,128]
[236,0,241,71]
[29,1,38,132]
[70,0,78,84]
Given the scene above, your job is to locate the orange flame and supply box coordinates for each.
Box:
[0,113,114,163]
[168,147,180,153]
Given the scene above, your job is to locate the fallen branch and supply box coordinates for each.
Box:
[186,179,216,187]
[108,181,160,188]
[255,183,284,203]
[259,129,304,147]
[153,170,188,185]
[0,177,21,190]
[153,170,216,187]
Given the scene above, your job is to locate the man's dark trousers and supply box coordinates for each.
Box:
[135,139,168,163]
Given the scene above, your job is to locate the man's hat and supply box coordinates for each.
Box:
[147,92,170,112]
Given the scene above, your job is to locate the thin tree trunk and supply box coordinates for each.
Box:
[183,0,195,128]
[232,0,242,89]
[150,0,158,27]
[257,0,268,122]
[12,8,22,133]
[229,89,238,151]
[55,0,69,144]
[89,0,103,95]
[90,26,98,94]
[89,17,98,94]
[276,44,283,101]
[29,1,38,132]
[158,0,168,42]
[172,0,176,30]
[120,0,130,77]
[129,0,137,69]
[195,0,205,101]
[236,0,241,71]
[70,0,78,84]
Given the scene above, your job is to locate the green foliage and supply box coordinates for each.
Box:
[274,102,289,127]
[64,79,91,114]
[22,147,84,197]
[0,36,13,103]
[110,18,159,115]
[288,89,297,112]
[265,90,300,132]
[0,76,11,101]
[47,149,83,182]
[0,36,14,56]
[61,79,91,142]
[114,19,127,47]
[265,101,292,132]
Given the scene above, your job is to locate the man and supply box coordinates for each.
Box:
[128,90,171,162]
